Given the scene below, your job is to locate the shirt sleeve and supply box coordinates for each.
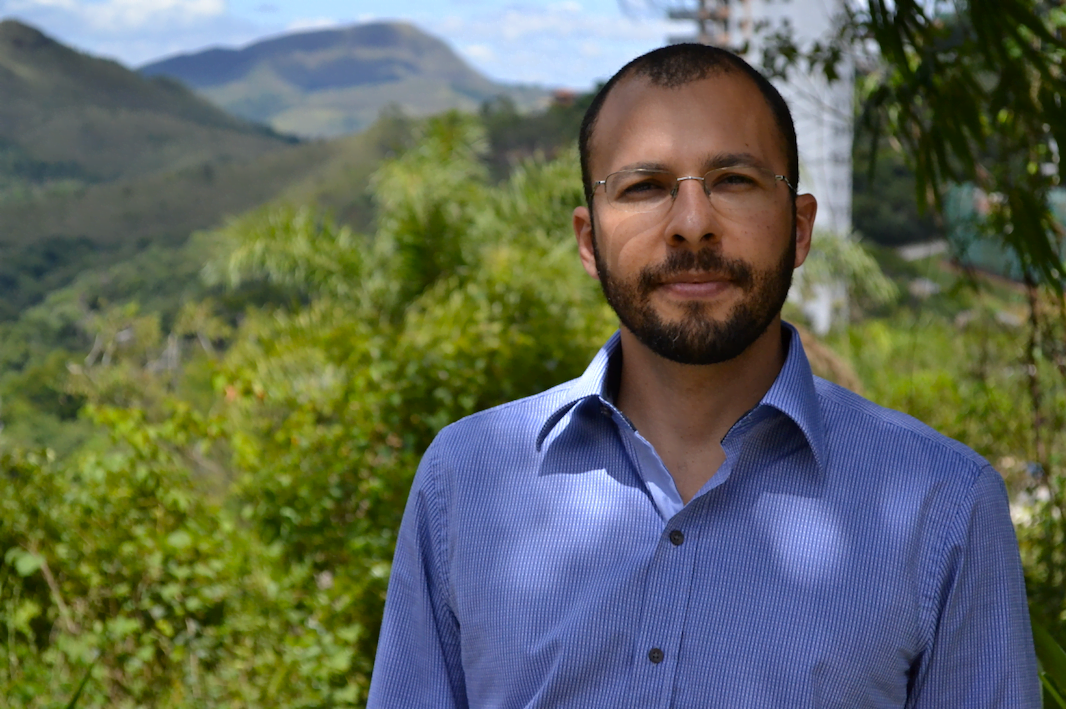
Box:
[906,465,1041,708]
[367,442,467,709]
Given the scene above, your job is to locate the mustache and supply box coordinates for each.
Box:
[637,248,755,293]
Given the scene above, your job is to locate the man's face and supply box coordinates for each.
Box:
[573,72,816,365]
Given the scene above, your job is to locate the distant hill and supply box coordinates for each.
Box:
[0,19,323,318]
[0,20,293,188]
[140,21,547,138]
[0,118,399,320]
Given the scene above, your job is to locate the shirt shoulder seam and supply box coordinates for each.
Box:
[418,442,457,618]
[438,378,584,432]
[814,376,988,470]
[915,462,995,692]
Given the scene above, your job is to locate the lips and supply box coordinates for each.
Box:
[657,277,733,300]
[658,271,730,286]
[637,249,755,296]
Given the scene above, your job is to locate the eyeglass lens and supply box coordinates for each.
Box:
[602,166,785,215]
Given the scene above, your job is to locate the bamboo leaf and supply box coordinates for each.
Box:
[1033,620,1066,695]
[64,661,95,709]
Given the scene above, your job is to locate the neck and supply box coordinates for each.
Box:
[614,318,787,501]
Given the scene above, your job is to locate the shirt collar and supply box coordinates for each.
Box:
[535,323,827,474]
[757,322,827,474]
[535,331,621,449]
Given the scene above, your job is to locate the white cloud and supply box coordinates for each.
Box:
[578,40,602,58]
[462,42,495,61]
[547,1,583,13]
[5,0,77,9]
[7,0,226,30]
[285,16,340,32]
[429,5,688,88]
[1,0,269,66]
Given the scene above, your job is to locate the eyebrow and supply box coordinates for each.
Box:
[614,152,769,174]
[701,152,768,171]
[615,160,670,172]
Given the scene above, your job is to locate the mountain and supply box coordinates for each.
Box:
[0,20,294,188]
[140,21,547,138]
[0,19,322,318]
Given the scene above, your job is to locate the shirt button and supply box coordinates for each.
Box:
[669,530,685,546]
[600,403,612,417]
[648,647,665,664]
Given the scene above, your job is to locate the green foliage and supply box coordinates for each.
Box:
[0,408,372,706]
[796,230,899,310]
[1034,619,1066,707]
[0,412,232,706]
[0,141,333,306]
[764,0,1066,286]
[0,110,410,325]
[481,94,592,181]
[829,311,1032,464]
[0,237,104,321]
[3,108,1064,706]
[851,131,941,247]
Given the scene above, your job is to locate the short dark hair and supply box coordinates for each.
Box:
[578,44,799,208]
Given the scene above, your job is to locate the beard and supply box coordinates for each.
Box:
[593,232,796,365]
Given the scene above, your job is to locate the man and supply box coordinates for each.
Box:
[368,44,1038,708]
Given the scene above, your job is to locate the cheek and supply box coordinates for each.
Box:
[594,212,663,269]
[721,210,794,264]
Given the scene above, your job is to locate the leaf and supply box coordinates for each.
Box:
[1043,674,1066,709]
[11,549,44,577]
[165,530,193,550]
[1034,620,1066,697]
[64,660,96,709]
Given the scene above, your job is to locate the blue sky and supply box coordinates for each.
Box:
[0,0,691,89]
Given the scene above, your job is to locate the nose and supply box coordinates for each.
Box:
[664,176,720,246]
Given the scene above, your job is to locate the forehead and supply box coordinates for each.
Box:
[589,72,785,176]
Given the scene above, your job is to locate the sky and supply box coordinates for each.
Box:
[0,0,694,89]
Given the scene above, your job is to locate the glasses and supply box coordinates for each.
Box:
[592,166,794,216]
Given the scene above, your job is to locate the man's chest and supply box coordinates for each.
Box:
[446,464,924,709]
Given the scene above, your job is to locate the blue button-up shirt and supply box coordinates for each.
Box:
[369,324,1038,708]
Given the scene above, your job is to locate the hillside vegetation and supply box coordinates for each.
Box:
[0,20,290,187]
[140,21,546,138]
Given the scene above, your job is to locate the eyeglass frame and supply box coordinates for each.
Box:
[590,165,796,214]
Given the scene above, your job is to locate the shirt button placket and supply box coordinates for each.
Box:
[628,523,698,709]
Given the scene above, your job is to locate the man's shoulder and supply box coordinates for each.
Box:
[812,375,992,482]
[430,377,581,453]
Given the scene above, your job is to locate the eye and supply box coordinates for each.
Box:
[609,172,672,202]
[709,170,760,191]
[623,179,668,196]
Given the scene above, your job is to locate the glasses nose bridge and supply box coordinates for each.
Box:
[670,174,711,202]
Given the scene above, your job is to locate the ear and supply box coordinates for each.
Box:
[792,193,817,269]
[573,206,600,280]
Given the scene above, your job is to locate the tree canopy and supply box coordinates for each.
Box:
[761,0,1065,284]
